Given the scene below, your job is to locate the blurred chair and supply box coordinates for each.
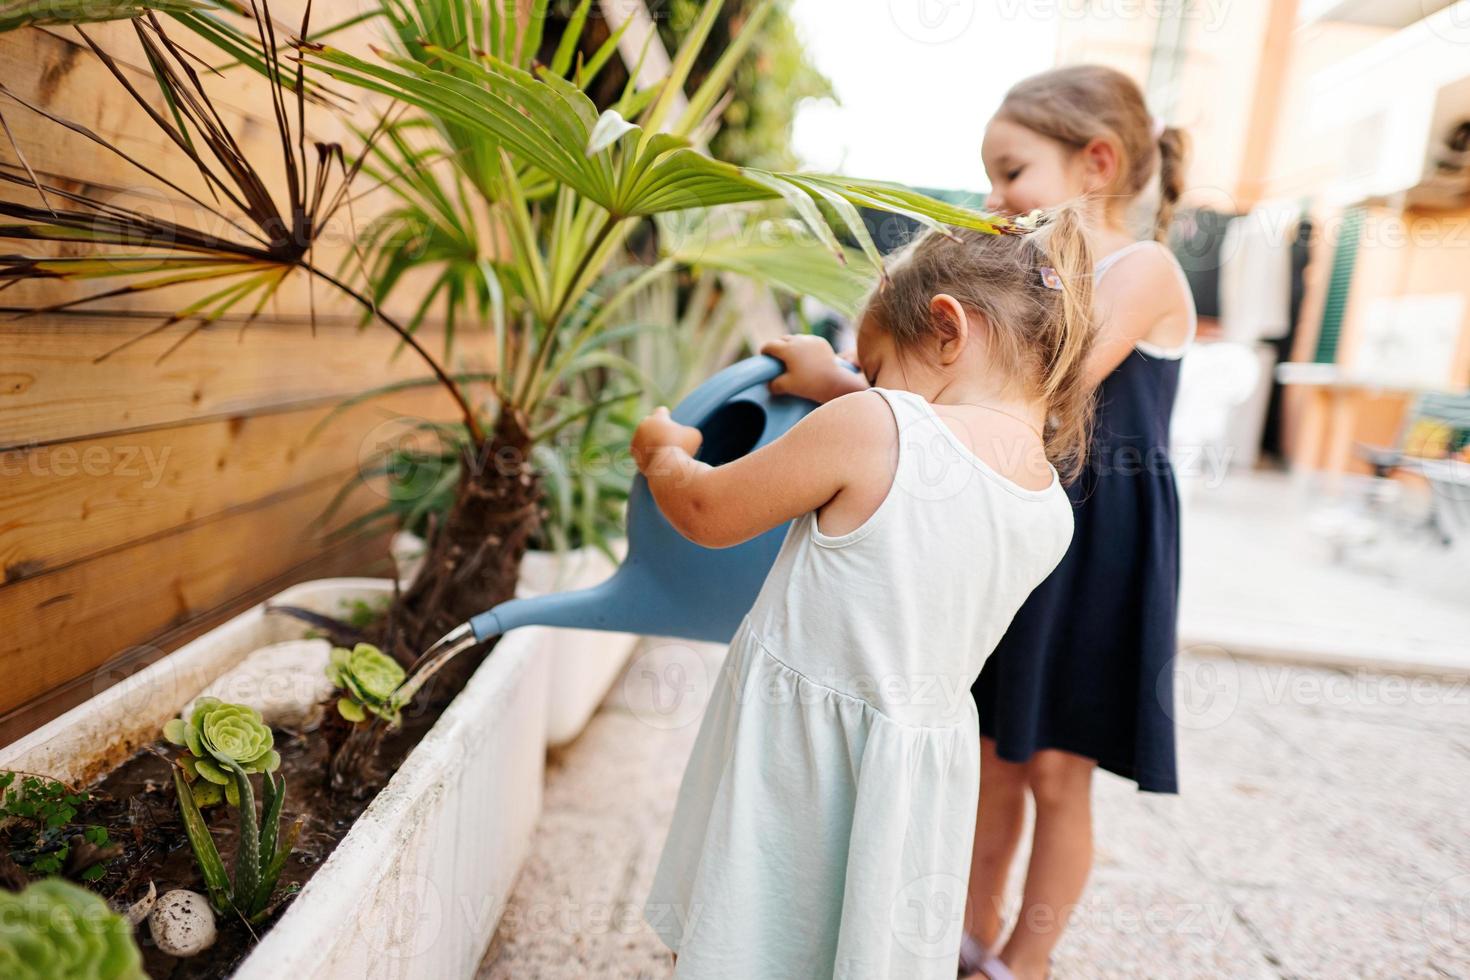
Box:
[1413,458,1470,554]
[1313,392,1470,565]
[1362,393,1470,551]
[1171,341,1262,504]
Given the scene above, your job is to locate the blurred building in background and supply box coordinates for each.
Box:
[1055,0,1470,489]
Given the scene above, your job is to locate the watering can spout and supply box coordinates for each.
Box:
[468,579,628,642]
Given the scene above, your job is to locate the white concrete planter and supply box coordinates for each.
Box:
[519,542,640,748]
[393,533,639,748]
[0,578,551,979]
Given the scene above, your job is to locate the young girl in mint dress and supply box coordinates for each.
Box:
[630,206,1097,978]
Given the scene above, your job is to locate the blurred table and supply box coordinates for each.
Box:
[1274,362,1422,483]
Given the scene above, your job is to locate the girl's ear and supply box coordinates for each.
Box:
[1079,136,1120,194]
[929,293,971,365]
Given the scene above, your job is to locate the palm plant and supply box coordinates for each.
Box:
[299,0,1007,661]
[162,701,299,923]
[1,0,1006,700]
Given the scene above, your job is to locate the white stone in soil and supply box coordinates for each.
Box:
[149,889,217,957]
[184,639,334,729]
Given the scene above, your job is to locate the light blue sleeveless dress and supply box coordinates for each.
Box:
[643,386,1075,978]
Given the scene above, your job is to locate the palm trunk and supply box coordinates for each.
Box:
[385,407,541,689]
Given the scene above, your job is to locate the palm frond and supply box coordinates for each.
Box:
[0,0,211,32]
[666,220,877,318]
[302,42,1009,267]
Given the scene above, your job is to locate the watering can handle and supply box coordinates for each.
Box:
[669,352,859,429]
[669,354,782,428]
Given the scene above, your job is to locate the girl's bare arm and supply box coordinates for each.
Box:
[632,390,891,549]
[1085,247,1194,387]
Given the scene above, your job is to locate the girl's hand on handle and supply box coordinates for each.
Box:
[760,335,869,403]
[632,406,703,475]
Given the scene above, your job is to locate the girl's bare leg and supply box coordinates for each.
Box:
[964,736,1029,950]
[999,748,1096,980]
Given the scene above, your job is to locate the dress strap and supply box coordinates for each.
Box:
[1095,239,1199,360]
[1093,240,1159,282]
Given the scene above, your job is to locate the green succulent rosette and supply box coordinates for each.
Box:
[326,643,406,726]
[0,878,146,980]
[163,698,279,807]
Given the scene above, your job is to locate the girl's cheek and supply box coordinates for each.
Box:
[1013,176,1065,213]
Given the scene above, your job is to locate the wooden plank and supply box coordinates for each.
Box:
[2,383,462,581]
[0,529,394,748]
[0,474,402,717]
[0,31,272,195]
[0,311,493,449]
[1,16,378,194]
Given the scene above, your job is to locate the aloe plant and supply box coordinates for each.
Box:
[0,878,145,980]
[163,702,298,922]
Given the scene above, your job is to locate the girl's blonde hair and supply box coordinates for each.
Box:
[864,206,1096,482]
[996,65,1189,241]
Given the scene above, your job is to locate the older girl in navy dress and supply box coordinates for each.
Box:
[957,66,1198,980]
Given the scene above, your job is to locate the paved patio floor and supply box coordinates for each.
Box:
[479,634,1470,979]
[1178,470,1470,675]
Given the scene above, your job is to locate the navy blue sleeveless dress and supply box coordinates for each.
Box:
[971,241,1196,793]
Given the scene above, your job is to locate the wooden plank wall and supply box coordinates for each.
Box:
[0,13,491,743]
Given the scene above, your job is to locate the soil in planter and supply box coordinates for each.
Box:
[2,696,449,978]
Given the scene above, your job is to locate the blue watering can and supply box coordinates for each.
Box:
[403,354,849,692]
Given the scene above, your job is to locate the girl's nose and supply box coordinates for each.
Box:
[985,191,1008,213]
